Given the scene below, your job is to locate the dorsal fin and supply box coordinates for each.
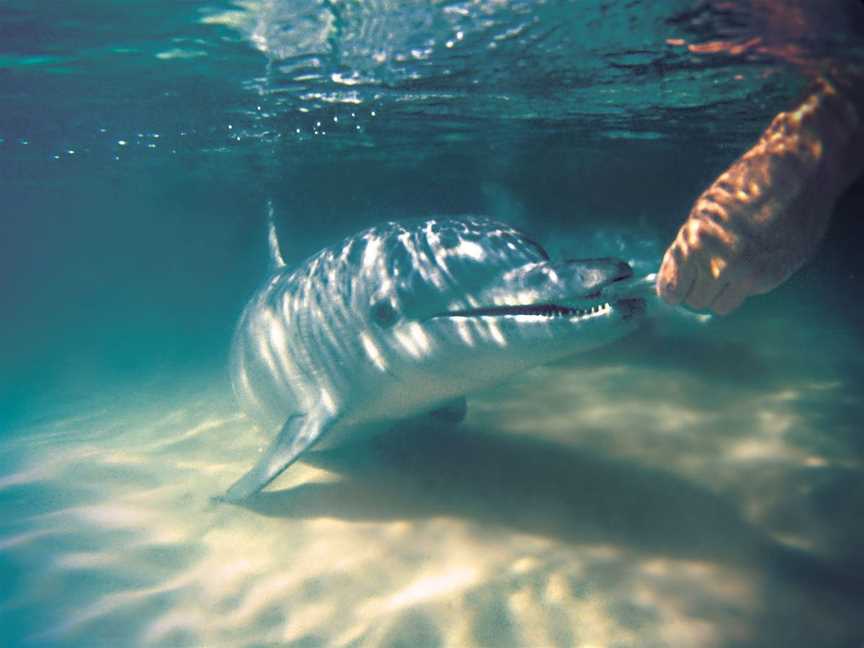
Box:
[266,199,286,271]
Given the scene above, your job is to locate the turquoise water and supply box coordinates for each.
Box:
[2,1,864,646]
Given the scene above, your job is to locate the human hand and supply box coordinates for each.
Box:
[657,76,863,315]
[655,161,833,315]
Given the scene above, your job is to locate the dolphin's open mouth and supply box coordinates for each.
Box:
[426,268,651,323]
[431,298,646,321]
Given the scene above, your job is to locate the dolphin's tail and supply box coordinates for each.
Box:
[266,198,286,271]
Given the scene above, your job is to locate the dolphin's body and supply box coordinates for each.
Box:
[223,215,645,502]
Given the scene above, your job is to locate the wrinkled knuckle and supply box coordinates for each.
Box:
[698,202,726,225]
[684,219,706,248]
[660,251,678,277]
[671,234,689,262]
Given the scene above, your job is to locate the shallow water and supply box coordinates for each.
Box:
[2,297,863,647]
[2,1,864,647]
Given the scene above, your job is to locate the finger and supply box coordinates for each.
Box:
[685,269,727,311]
[657,242,696,306]
[675,216,742,310]
[710,282,749,315]
[680,217,739,281]
[683,215,737,257]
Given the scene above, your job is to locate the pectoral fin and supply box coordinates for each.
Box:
[219,413,334,503]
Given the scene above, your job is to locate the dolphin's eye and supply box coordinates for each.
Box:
[371,300,398,328]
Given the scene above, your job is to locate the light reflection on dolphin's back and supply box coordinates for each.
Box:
[230,217,551,430]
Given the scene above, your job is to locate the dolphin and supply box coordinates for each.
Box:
[221,215,646,502]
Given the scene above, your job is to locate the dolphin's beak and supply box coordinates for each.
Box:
[601,271,657,320]
[595,258,634,283]
[428,258,648,322]
[559,258,633,297]
[602,271,657,301]
[563,259,650,320]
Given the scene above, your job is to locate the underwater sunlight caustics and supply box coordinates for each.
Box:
[222,216,647,502]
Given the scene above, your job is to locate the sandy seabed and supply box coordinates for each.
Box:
[1,314,863,648]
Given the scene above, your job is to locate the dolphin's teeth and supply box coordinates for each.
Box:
[438,302,610,319]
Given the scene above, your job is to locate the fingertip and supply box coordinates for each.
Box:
[685,273,725,312]
[665,267,699,308]
[711,284,747,315]
[657,254,683,305]
[657,273,681,305]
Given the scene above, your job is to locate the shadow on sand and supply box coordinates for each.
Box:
[242,421,864,599]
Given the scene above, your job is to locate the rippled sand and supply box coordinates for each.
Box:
[2,314,863,648]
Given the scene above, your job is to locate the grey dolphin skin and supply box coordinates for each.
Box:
[221,216,646,503]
